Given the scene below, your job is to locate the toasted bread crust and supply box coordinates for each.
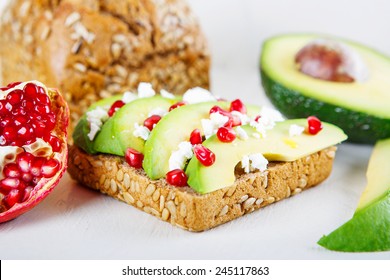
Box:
[67,145,337,231]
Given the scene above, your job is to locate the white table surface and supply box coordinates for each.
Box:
[1,0,390,260]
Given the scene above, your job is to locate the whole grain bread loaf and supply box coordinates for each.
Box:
[68,145,337,231]
[0,0,210,132]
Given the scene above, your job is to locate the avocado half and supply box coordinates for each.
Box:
[260,34,390,144]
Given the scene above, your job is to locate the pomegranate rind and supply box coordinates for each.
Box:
[0,88,69,223]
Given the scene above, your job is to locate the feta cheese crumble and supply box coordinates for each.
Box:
[241,153,268,174]
[236,126,249,140]
[86,107,109,141]
[148,107,168,117]
[201,112,229,139]
[183,87,216,104]
[289,124,305,137]
[231,110,250,125]
[249,106,285,138]
[169,141,194,171]
[160,89,175,99]
[133,123,150,141]
[137,82,156,98]
[122,91,137,103]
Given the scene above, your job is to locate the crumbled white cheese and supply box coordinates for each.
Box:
[122,91,137,103]
[133,123,150,141]
[307,39,369,82]
[148,107,168,117]
[86,107,109,141]
[231,110,251,125]
[0,146,23,180]
[168,141,194,171]
[183,87,216,104]
[259,106,285,124]
[137,82,156,98]
[236,126,249,140]
[241,153,268,174]
[201,112,229,139]
[249,120,268,138]
[160,89,175,99]
[289,124,305,137]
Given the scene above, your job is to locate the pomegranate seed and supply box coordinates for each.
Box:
[307,116,323,135]
[21,99,34,111]
[34,104,50,114]
[143,115,161,131]
[189,129,202,145]
[31,120,46,136]
[6,90,23,105]
[217,127,236,143]
[209,105,227,115]
[41,158,60,178]
[44,135,62,152]
[169,101,187,111]
[24,83,38,98]
[125,148,144,169]
[3,163,21,178]
[21,172,33,183]
[166,169,188,187]
[230,99,247,114]
[36,92,50,105]
[3,189,22,209]
[209,106,237,127]
[30,157,46,177]
[0,100,8,115]
[43,113,57,131]
[254,115,261,122]
[22,186,33,202]
[13,115,28,127]
[193,144,216,167]
[0,178,21,194]
[0,116,12,127]
[2,126,18,143]
[7,81,21,88]
[18,125,34,142]
[17,152,34,173]
[108,100,125,117]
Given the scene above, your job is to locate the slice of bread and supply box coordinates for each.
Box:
[68,145,337,231]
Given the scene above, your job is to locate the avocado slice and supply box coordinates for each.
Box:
[94,96,176,156]
[260,34,390,144]
[143,102,224,180]
[72,95,122,154]
[186,119,347,194]
[318,138,390,252]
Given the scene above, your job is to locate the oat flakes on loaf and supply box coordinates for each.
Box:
[0,0,210,134]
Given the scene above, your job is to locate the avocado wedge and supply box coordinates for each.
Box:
[260,34,390,144]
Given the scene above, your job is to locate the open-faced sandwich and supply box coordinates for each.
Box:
[68,84,347,231]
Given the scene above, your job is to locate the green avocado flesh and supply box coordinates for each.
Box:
[318,138,390,252]
[72,95,122,154]
[94,96,176,156]
[143,102,226,180]
[260,34,390,144]
[186,119,347,194]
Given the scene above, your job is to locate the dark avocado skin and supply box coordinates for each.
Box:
[261,70,390,144]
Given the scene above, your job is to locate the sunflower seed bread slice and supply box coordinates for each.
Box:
[67,145,337,231]
[0,0,209,134]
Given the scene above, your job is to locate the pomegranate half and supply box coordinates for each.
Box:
[0,81,69,223]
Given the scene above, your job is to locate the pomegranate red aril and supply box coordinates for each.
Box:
[125,148,144,169]
[169,101,187,111]
[307,116,323,135]
[7,82,21,88]
[41,158,61,178]
[189,129,202,145]
[230,99,247,114]
[166,169,188,187]
[23,82,38,98]
[254,115,261,122]
[217,127,236,143]
[0,80,69,223]
[6,90,23,105]
[108,100,125,117]
[194,144,216,167]
[3,163,20,178]
[3,189,22,209]
[143,115,161,131]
